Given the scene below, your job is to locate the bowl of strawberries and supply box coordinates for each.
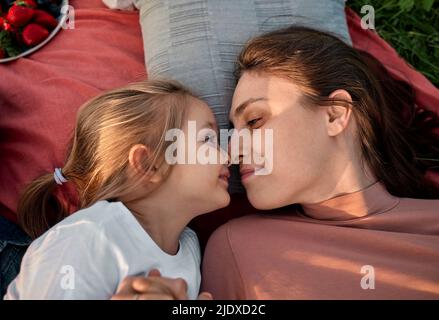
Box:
[0,0,68,63]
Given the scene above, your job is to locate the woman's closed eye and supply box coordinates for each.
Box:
[247,117,263,128]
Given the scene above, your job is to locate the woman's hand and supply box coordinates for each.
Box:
[111,269,213,300]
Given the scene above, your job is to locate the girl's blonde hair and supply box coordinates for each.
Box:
[18,79,194,239]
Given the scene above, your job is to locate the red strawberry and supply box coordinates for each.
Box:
[33,9,57,30]
[3,21,15,32]
[0,17,4,31]
[0,48,6,59]
[14,27,23,45]
[6,4,34,27]
[22,23,48,46]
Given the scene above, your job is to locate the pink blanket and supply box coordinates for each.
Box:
[0,0,145,222]
[0,2,437,227]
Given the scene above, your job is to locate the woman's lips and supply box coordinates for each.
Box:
[240,167,263,182]
[240,169,254,181]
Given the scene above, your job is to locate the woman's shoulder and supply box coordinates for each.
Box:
[208,197,439,242]
[210,212,298,234]
[398,196,439,210]
[385,197,439,233]
[206,214,278,248]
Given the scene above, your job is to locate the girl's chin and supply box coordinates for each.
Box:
[195,188,230,214]
[213,188,231,209]
[216,189,231,207]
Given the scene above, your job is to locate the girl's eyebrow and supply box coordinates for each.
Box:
[203,121,218,133]
[230,97,268,122]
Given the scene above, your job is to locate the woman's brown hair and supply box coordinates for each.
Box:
[18,79,194,239]
[236,26,439,199]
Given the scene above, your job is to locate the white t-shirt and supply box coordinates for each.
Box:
[4,200,201,300]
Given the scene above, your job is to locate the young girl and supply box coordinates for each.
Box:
[4,79,231,300]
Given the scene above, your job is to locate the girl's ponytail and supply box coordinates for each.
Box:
[18,172,70,239]
[17,79,193,239]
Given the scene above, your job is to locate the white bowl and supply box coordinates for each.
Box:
[0,0,69,63]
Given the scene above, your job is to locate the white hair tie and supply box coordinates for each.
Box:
[53,168,68,185]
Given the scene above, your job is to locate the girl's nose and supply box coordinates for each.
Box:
[219,145,231,167]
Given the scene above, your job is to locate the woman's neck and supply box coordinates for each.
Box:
[303,156,378,205]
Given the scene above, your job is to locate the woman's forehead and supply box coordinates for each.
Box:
[231,74,302,117]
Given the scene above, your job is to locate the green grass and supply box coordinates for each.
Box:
[348,0,439,88]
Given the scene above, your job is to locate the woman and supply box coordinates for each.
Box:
[201,26,439,299]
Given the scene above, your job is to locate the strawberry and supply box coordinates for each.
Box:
[22,23,48,46]
[33,9,57,30]
[0,17,4,31]
[6,4,34,27]
[13,27,23,45]
[3,21,14,32]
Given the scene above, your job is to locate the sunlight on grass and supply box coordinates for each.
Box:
[348,0,438,87]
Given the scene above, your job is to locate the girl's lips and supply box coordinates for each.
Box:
[218,175,229,187]
[218,168,230,187]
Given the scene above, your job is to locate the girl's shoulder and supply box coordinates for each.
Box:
[181,227,200,248]
[181,227,198,241]
[180,227,201,261]
[29,200,124,250]
[62,200,124,227]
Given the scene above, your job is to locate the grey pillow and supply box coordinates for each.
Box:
[133,0,351,192]
[134,0,350,128]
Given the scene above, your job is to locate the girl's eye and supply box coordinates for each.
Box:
[204,134,217,144]
[247,117,262,128]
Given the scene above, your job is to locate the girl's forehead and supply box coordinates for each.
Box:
[182,98,218,131]
[186,98,216,121]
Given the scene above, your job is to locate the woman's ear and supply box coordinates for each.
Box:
[128,144,163,184]
[325,89,353,137]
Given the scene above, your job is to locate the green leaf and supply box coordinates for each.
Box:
[0,30,12,48]
[399,0,415,11]
[419,0,435,11]
[0,30,22,58]
[5,44,22,57]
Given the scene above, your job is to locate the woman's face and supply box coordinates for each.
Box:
[230,72,335,209]
[164,97,231,215]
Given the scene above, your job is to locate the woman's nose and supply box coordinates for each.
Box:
[228,128,250,165]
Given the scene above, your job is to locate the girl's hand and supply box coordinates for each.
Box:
[111,269,213,300]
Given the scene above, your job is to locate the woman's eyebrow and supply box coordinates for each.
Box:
[230,97,267,122]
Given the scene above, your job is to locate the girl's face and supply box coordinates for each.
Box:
[163,97,231,215]
[230,72,335,209]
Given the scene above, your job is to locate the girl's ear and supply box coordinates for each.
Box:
[325,89,353,137]
[128,144,163,184]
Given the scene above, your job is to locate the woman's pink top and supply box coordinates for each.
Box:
[201,182,439,299]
